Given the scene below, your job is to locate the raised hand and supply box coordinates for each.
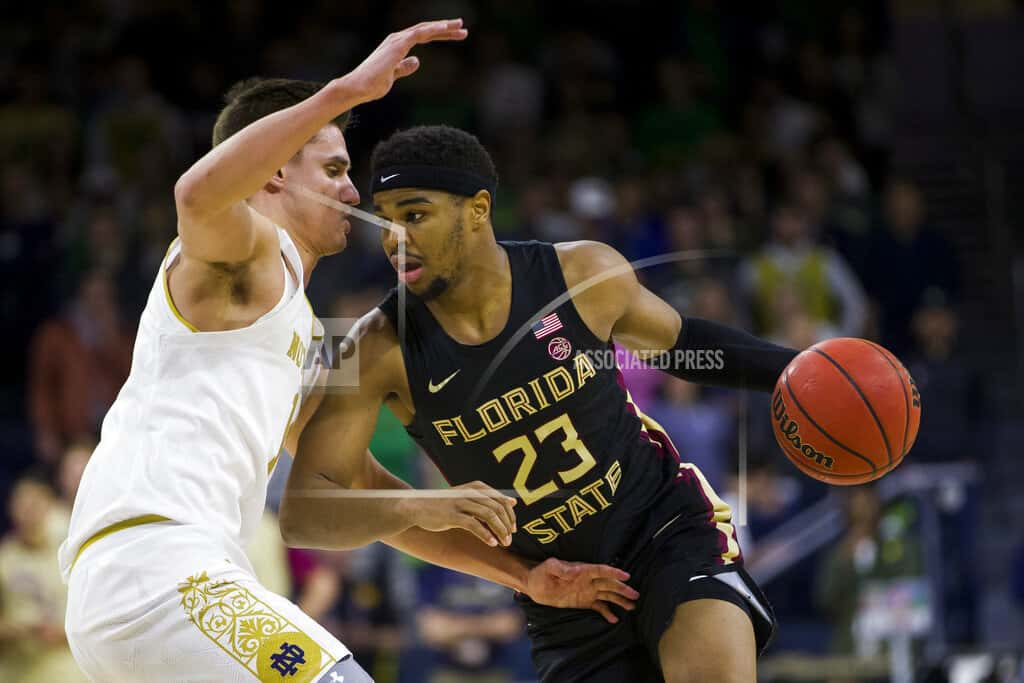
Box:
[525,558,640,624]
[400,480,517,547]
[342,19,468,104]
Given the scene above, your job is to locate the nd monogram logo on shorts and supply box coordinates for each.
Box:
[177,571,331,682]
[259,631,318,680]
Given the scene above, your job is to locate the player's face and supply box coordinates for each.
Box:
[280,125,360,256]
[373,188,468,300]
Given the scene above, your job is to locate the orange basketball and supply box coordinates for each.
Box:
[771,338,921,485]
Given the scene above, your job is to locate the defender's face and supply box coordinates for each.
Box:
[281,125,360,255]
[374,188,467,299]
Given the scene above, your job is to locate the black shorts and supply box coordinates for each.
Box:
[516,514,777,682]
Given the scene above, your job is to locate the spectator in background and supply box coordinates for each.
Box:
[412,566,530,683]
[739,202,867,340]
[56,441,91,510]
[0,162,64,415]
[725,457,805,564]
[567,176,617,244]
[48,440,93,544]
[0,474,85,682]
[645,378,734,490]
[652,205,710,313]
[815,135,871,201]
[84,55,188,199]
[745,79,823,164]
[864,177,960,356]
[633,57,723,169]
[334,546,405,682]
[28,269,134,463]
[790,166,872,279]
[814,487,924,656]
[905,288,979,463]
[610,178,665,264]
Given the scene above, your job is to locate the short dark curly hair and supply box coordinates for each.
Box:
[211,77,350,147]
[370,125,498,188]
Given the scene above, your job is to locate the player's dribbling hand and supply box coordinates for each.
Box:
[525,558,640,624]
[400,480,517,547]
[341,19,468,104]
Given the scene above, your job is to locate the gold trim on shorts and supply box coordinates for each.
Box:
[178,571,336,682]
[71,514,172,571]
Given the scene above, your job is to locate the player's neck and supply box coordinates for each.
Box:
[428,243,511,342]
[283,229,319,287]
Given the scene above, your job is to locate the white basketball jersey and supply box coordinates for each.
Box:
[58,228,323,580]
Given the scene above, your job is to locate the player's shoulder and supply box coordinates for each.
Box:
[553,241,637,340]
[341,307,403,386]
[347,307,399,355]
[553,240,636,295]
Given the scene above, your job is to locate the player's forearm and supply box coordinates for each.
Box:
[174,77,362,220]
[283,451,531,589]
[279,486,418,550]
[664,317,798,392]
[383,526,532,594]
[363,465,531,593]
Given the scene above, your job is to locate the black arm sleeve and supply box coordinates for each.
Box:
[661,317,799,392]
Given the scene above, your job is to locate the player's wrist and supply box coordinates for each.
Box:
[323,75,372,111]
[515,558,540,596]
[393,496,424,531]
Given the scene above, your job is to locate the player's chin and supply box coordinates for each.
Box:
[324,222,351,255]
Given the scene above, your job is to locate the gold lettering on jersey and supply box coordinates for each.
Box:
[579,480,611,510]
[477,399,511,432]
[520,459,621,545]
[431,353,599,445]
[433,419,459,446]
[522,518,559,545]
[453,416,487,442]
[606,460,622,495]
[566,493,597,525]
[502,387,536,421]
[286,331,307,368]
[542,505,573,533]
[527,378,550,410]
[574,352,596,386]
[544,367,574,402]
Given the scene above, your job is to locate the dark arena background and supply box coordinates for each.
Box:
[2,1,1023,681]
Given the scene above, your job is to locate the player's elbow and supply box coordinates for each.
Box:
[277,497,310,547]
[174,171,222,223]
[173,174,201,215]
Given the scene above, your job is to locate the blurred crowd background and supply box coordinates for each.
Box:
[2,1,1023,681]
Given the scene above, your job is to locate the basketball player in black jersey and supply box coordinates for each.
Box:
[282,125,800,682]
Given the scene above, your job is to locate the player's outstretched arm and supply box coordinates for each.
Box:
[174,19,468,264]
[556,240,797,392]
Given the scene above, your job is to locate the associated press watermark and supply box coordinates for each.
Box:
[301,317,362,394]
[584,347,725,372]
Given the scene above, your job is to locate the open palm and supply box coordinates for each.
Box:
[525,557,640,624]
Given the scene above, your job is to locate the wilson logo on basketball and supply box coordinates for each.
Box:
[772,390,835,470]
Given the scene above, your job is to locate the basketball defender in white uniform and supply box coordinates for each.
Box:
[58,21,472,682]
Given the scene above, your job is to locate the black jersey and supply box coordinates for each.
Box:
[379,241,739,567]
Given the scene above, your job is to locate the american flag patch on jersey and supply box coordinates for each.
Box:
[532,312,563,339]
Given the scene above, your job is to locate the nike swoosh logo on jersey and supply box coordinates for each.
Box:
[428,370,460,393]
[380,173,400,183]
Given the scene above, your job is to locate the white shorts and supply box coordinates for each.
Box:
[65,521,370,682]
